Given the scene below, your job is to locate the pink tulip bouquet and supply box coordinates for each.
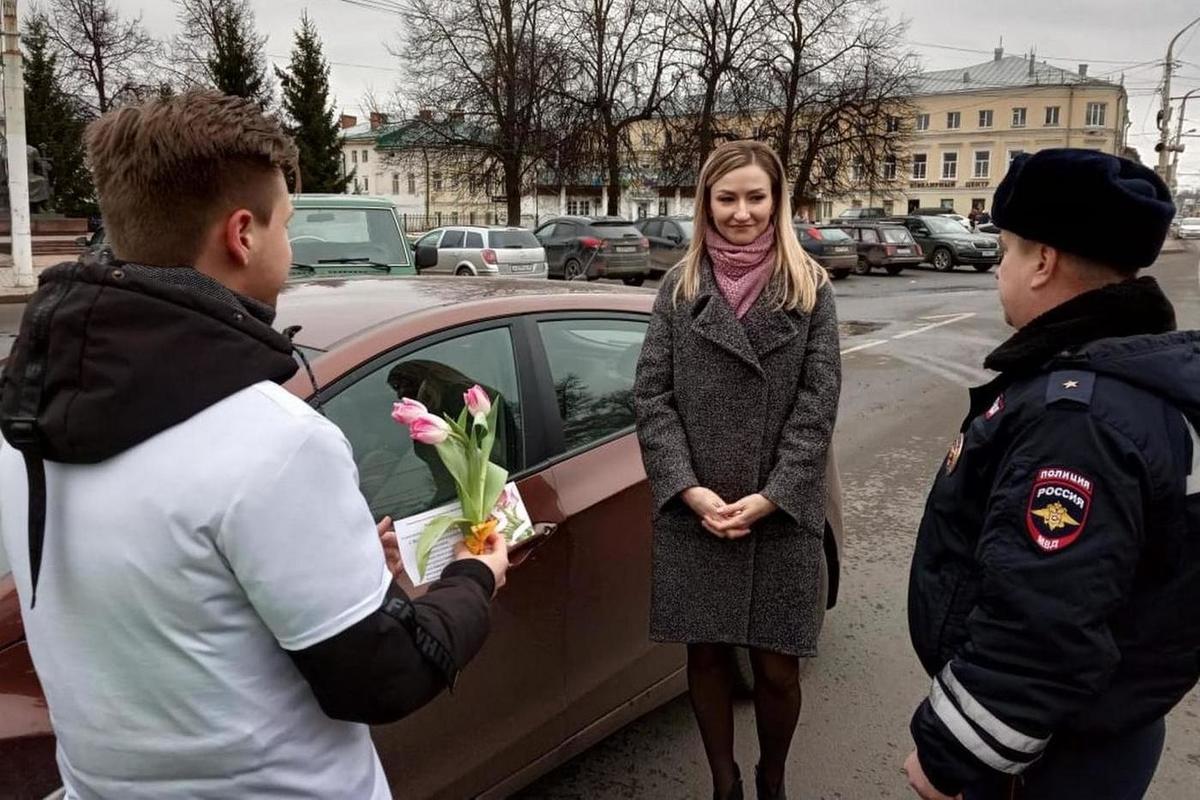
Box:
[391,385,508,578]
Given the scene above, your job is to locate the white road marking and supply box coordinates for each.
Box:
[841,312,977,356]
[892,313,976,340]
[841,339,888,355]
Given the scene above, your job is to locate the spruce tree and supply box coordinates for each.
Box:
[275,12,351,193]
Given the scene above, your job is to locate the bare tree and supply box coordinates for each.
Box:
[750,0,917,211]
[554,0,683,215]
[671,0,770,166]
[394,0,569,221]
[40,0,161,114]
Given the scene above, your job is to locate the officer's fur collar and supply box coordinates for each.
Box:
[984,277,1176,374]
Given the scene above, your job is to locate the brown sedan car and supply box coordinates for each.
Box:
[0,276,843,799]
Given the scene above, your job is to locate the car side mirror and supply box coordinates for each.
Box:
[75,236,90,247]
[415,244,438,269]
[669,234,683,245]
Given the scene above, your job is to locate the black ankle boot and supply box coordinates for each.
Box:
[755,764,786,800]
[714,764,744,800]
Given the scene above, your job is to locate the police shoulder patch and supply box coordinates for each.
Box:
[1026,467,1094,553]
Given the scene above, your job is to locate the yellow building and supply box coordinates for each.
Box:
[828,48,1129,219]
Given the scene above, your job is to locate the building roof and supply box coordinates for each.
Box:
[914,54,1118,96]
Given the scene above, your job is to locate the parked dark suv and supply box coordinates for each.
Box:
[886,215,1000,272]
[634,216,693,277]
[533,215,651,285]
[835,221,923,276]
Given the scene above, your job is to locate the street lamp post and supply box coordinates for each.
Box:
[1157,15,1200,179]
[1169,88,1200,195]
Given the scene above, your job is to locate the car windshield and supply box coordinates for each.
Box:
[816,227,853,241]
[288,208,409,266]
[881,228,914,243]
[489,230,540,248]
[924,216,969,234]
[1183,218,1200,226]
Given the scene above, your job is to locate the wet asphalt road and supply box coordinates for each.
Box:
[1,248,1197,798]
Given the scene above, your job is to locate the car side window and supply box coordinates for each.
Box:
[535,223,556,240]
[323,327,525,521]
[441,229,465,248]
[465,231,484,248]
[860,228,878,244]
[417,230,442,248]
[538,318,649,452]
[556,222,577,239]
[643,220,663,238]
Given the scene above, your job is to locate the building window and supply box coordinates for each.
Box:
[882,200,894,216]
[363,177,369,192]
[886,116,901,133]
[362,150,369,163]
[391,173,400,195]
[641,131,653,147]
[883,155,897,180]
[352,178,360,193]
[974,150,990,178]
[821,201,833,220]
[1012,107,1027,128]
[942,152,958,180]
[450,211,459,224]
[433,172,443,192]
[408,173,417,194]
[978,109,993,128]
[567,199,583,215]
[1086,102,1107,127]
[946,111,961,130]
[912,153,928,180]
[940,198,955,210]
[658,199,668,216]
[351,150,358,164]
[915,113,930,131]
[1008,149,1025,169]
[851,157,865,181]
[1045,106,1060,126]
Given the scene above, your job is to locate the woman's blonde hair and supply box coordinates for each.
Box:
[672,140,827,313]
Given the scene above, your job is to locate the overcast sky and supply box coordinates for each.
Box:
[115,0,1200,189]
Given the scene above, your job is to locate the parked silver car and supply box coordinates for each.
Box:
[1178,218,1200,240]
[413,226,548,278]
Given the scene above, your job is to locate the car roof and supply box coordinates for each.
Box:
[292,194,399,209]
[275,276,651,351]
[544,215,631,224]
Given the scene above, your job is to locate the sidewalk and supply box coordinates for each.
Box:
[0,255,67,303]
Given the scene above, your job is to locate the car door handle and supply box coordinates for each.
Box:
[510,522,559,569]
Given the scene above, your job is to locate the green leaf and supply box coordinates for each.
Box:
[416,514,466,580]
[433,439,476,518]
[481,462,509,525]
[480,395,503,465]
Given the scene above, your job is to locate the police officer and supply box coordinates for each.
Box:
[903,148,1200,800]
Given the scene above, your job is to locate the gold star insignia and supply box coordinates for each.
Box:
[1032,502,1080,531]
[1063,380,1080,389]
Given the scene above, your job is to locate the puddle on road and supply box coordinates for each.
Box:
[840,320,887,337]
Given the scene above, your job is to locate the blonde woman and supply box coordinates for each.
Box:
[634,140,841,800]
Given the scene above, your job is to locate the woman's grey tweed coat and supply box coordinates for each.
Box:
[633,262,841,656]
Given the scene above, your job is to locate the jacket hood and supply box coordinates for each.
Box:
[1,258,299,463]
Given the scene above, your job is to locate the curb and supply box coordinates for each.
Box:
[0,292,33,304]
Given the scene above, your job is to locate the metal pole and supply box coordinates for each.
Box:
[1157,16,1200,179]
[1170,88,1200,195]
[3,0,33,288]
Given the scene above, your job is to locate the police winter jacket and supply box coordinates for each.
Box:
[0,258,494,724]
[907,277,1200,795]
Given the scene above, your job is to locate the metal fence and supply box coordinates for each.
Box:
[399,212,543,234]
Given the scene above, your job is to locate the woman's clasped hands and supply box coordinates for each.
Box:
[681,487,778,539]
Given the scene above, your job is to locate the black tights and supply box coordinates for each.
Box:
[687,643,802,797]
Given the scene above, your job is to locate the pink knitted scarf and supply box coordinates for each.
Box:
[704,224,776,319]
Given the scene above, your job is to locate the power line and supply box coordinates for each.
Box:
[908,40,1162,66]
[267,51,402,73]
